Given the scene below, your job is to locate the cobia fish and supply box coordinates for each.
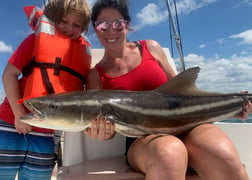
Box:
[21,67,252,137]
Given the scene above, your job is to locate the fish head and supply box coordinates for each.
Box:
[20,95,92,131]
[23,96,63,120]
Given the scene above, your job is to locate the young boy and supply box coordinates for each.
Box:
[0,0,91,179]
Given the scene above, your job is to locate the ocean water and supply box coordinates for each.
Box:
[222,114,252,123]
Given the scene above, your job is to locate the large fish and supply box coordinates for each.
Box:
[21,67,251,137]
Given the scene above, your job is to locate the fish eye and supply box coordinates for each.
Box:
[49,104,58,110]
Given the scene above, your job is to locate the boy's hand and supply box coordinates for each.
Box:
[15,118,32,134]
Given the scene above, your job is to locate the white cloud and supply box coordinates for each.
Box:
[233,0,252,8]
[175,0,218,15]
[199,44,206,48]
[137,3,166,24]
[230,29,252,44]
[180,53,252,93]
[134,0,218,30]
[134,3,167,30]
[243,0,252,6]
[0,41,13,53]
[185,53,206,66]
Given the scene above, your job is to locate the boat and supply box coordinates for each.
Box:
[56,1,252,179]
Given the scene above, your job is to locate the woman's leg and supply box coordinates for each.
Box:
[127,134,188,180]
[184,124,249,180]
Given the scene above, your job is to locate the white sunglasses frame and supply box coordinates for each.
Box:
[94,19,128,32]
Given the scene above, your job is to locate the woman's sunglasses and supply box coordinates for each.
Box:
[94,19,128,32]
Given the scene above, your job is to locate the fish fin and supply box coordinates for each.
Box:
[155,66,223,96]
[105,115,148,138]
[115,126,149,138]
[101,104,149,137]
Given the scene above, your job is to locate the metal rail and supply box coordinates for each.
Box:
[166,0,185,71]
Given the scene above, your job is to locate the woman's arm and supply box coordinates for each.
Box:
[146,39,177,79]
[86,68,102,90]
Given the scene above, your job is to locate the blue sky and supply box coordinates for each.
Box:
[1,0,252,101]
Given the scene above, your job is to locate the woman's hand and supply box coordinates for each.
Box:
[235,90,252,119]
[84,116,115,140]
[236,100,252,119]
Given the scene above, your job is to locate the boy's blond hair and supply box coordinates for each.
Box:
[44,0,90,32]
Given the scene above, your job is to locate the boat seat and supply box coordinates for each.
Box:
[57,133,202,180]
[57,155,202,180]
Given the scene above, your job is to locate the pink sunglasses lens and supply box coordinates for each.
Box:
[96,22,108,32]
[95,20,127,32]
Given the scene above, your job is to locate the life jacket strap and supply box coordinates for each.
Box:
[22,57,86,94]
[22,57,86,84]
[40,67,55,94]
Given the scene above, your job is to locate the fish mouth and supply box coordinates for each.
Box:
[20,112,40,121]
[23,101,45,119]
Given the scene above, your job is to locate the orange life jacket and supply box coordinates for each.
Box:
[20,6,91,102]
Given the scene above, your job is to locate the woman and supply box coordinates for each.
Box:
[85,0,250,179]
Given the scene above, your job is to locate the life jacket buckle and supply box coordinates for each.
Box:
[54,57,62,76]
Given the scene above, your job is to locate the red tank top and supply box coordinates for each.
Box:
[95,40,168,91]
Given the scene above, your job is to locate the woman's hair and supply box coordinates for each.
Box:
[91,0,131,27]
[44,0,91,32]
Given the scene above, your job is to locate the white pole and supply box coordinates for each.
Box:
[166,0,185,71]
